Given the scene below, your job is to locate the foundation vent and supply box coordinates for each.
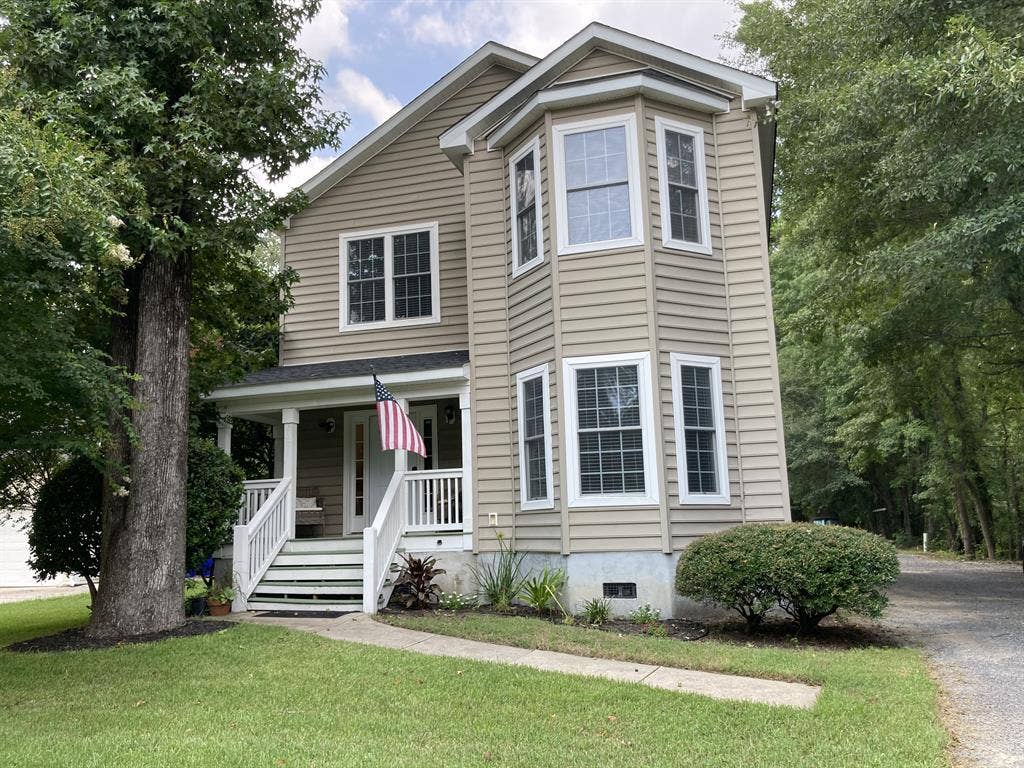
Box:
[602,582,637,599]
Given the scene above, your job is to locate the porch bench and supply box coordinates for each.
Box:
[295,486,325,537]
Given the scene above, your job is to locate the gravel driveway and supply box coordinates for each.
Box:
[883,554,1023,767]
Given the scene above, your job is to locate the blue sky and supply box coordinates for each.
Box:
[266,0,741,194]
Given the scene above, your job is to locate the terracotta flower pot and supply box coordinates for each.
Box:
[207,599,231,616]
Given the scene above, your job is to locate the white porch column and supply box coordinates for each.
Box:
[460,390,474,551]
[216,418,232,456]
[272,424,284,479]
[394,398,409,528]
[281,408,299,537]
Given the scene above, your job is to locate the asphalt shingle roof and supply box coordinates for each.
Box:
[220,350,469,389]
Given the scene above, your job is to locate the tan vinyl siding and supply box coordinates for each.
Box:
[295,408,344,536]
[280,65,520,365]
[640,98,745,547]
[553,49,645,83]
[716,106,790,520]
[643,97,789,539]
[544,99,662,554]
[505,122,561,553]
[465,140,515,552]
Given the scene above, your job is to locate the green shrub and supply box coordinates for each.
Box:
[521,567,566,613]
[675,524,779,630]
[29,440,244,599]
[675,523,900,632]
[185,438,245,581]
[29,456,103,602]
[579,597,611,625]
[470,533,527,611]
[769,524,900,631]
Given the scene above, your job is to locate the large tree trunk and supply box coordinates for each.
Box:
[952,478,975,559]
[89,254,192,638]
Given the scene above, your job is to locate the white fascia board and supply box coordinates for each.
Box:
[441,22,776,163]
[487,72,730,150]
[206,366,469,403]
[299,43,536,204]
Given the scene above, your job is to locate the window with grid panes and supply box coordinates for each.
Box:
[575,365,645,495]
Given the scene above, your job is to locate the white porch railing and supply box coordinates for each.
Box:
[239,479,281,525]
[404,469,464,532]
[362,470,407,615]
[232,477,293,611]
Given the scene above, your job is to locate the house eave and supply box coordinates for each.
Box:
[486,71,731,150]
[440,22,776,167]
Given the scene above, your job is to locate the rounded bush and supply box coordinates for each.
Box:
[29,455,103,600]
[29,440,244,599]
[676,523,899,631]
[769,524,900,631]
[675,524,779,629]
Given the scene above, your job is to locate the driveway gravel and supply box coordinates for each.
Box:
[883,554,1023,767]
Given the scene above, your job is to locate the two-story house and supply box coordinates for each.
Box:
[208,23,790,617]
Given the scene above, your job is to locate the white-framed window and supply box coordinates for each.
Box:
[670,353,730,505]
[551,113,644,256]
[339,221,440,331]
[655,117,712,255]
[509,137,544,278]
[562,351,658,508]
[516,363,554,510]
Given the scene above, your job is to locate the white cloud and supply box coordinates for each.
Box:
[296,0,359,63]
[328,68,402,124]
[390,0,740,63]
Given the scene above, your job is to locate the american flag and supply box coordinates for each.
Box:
[374,375,426,457]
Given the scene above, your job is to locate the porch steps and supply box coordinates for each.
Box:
[247,536,397,613]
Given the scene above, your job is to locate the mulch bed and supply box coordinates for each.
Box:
[383,604,901,649]
[7,619,235,653]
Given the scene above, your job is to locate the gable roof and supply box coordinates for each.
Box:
[440,22,777,167]
[297,42,537,206]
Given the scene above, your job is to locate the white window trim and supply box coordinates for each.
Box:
[551,113,645,256]
[515,363,554,511]
[509,136,545,279]
[562,351,659,508]
[670,352,730,505]
[338,221,441,332]
[655,116,713,256]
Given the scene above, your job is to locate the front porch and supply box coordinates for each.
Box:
[206,352,474,614]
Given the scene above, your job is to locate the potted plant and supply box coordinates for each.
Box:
[206,580,235,616]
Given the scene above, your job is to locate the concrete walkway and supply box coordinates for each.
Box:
[242,611,820,708]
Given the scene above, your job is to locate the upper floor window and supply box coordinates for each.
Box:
[551,114,643,256]
[509,137,544,278]
[339,222,440,331]
[671,353,730,505]
[562,352,658,508]
[655,117,712,255]
[516,363,553,510]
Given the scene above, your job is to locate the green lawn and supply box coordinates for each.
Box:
[0,596,948,768]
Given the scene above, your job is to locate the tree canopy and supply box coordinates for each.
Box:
[735,0,1024,557]
[1,0,346,636]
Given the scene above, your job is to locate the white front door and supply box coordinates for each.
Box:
[344,406,438,534]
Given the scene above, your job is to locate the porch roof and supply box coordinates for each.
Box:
[220,350,469,389]
[206,350,470,417]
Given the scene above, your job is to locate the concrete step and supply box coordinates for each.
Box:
[281,537,362,554]
[247,597,361,613]
[264,565,363,581]
[253,580,363,597]
[272,550,362,567]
